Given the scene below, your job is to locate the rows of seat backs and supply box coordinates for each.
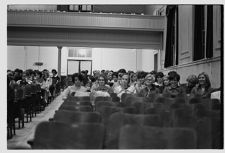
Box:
[30,93,222,149]
[7,84,60,139]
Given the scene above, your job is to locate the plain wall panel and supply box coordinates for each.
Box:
[178,5,193,65]
[8,46,156,75]
[7,46,25,70]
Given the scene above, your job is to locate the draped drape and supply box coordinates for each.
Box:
[206,5,213,58]
[164,5,177,68]
[193,5,205,61]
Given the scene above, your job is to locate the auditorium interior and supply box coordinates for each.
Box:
[6,4,223,149]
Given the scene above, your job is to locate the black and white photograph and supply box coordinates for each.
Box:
[2,0,224,150]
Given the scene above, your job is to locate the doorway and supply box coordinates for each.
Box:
[67,59,92,75]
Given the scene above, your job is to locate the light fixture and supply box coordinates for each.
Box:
[34,62,43,66]
[33,46,43,68]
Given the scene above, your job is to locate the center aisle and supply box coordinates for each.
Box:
[7,93,65,149]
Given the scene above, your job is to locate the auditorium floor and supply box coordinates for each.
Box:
[7,94,65,149]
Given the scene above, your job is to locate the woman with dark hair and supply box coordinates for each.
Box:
[117,69,126,84]
[163,72,185,98]
[35,71,44,86]
[155,72,164,93]
[135,71,147,94]
[62,73,88,99]
[49,69,60,98]
[41,70,52,103]
[91,74,113,97]
[191,72,213,98]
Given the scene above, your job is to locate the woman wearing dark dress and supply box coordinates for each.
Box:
[191,72,213,98]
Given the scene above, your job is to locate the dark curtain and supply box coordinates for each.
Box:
[164,6,176,68]
[220,5,223,149]
[193,5,205,61]
[175,7,179,65]
[206,5,213,58]
[57,5,69,12]
[221,5,224,58]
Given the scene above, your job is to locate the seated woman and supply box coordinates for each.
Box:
[34,71,44,86]
[185,74,198,95]
[191,72,213,98]
[163,75,170,88]
[91,74,113,97]
[134,71,147,94]
[62,73,88,99]
[163,72,185,98]
[129,72,137,86]
[106,71,114,87]
[138,73,160,97]
[111,72,120,91]
[114,73,136,98]
[154,72,164,93]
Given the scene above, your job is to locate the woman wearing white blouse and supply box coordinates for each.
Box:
[62,73,88,99]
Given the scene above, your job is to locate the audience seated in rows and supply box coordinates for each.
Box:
[7,67,222,149]
[8,68,220,103]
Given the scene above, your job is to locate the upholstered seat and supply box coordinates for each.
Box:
[53,110,102,124]
[32,121,105,149]
[119,125,197,149]
[59,105,93,112]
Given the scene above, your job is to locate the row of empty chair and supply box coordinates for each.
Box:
[7,84,59,139]
[29,93,222,149]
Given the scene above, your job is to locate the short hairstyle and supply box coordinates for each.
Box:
[14,68,20,73]
[52,69,57,74]
[168,71,177,76]
[128,70,134,75]
[98,74,107,84]
[155,72,164,79]
[186,74,198,84]
[145,73,155,82]
[118,69,126,74]
[36,71,43,78]
[26,69,34,76]
[89,75,96,82]
[130,72,137,79]
[122,73,130,83]
[112,72,118,78]
[198,72,211,89]
[150,70,157,76]
[168,72,180,81]
[137,71,147,79]
[72,73,84,83]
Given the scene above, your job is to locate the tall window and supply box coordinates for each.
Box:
[164,5,178,68]
[194,5,213,61]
